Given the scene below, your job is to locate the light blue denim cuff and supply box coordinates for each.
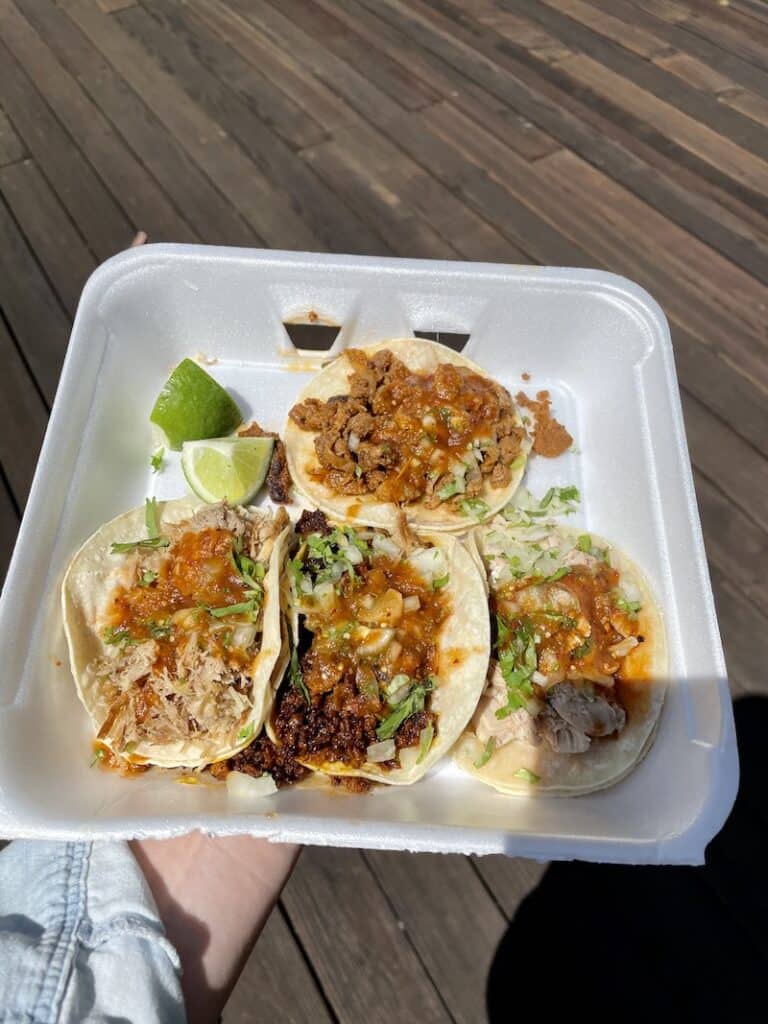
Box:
[0,840,185,1023]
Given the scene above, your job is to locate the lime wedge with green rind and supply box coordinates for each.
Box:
[150,359,242,450]
[181,437,274,504]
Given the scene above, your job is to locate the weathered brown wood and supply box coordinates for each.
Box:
[225,904,334,1024]
[58,0,321,250]
[282,847,451,1024]
[682,392,768,536]
[710,565,768,696]
[115,3,385,256]
[188,0,359,135]
[0,106,24,167]
[365,851,506,1024]
[694,470,768,620]
[0,478,20,586]
[358,0,768,279]
[139,0,328,152]
[680,9,768,73]
[300,137,458,260]
[721,88,768,130]
[655,51,734,95]
[302,119,525,262]
[0,159,96,317]
[97,0,136,11]
[0,313,49,507]
[0,0,196,243]
[539,0,673,59]
[15,0,255,248]
[306,0,561,162]
[473,856,549,919]
[0,195,71,403]
[554,52,768,198]
[0,35,132,260]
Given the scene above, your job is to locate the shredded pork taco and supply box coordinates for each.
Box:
[284,338,530,531]
[62,497,290,770]
[454,517,666,795]
[267,509,490,785]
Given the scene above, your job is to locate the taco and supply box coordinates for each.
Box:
[268,509,490,785]
[62,497,290,770]
[454,518,667,795]
[284,338,530,531]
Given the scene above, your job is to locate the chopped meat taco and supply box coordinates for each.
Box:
[453,519,667,795]
[62,497,290,769]
[267,509,490,785]
[285,338,530,531]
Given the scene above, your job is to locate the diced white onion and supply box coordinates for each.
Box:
[341,543,364,565]
[366,739,396,763]
[403,595,421,613]
[313,581,337,614]
[609,636,639,659]
[231,624,257,649]
[348,432,360,452]
[358,628,395,657]
[300,575,314,595]
[372,535,401,561]
[384,639,403,666]
[360,593,376,610]
[226,771,278,799]
[406,546,448,585]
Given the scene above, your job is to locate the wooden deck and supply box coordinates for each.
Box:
[1,0,766,1020]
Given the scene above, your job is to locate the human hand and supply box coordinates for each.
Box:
[132,834,299,1024]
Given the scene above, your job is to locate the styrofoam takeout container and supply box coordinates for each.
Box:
[0,245,737,863]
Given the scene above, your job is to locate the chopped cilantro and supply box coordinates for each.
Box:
[616,596,642,617]
[459,497,490,521]
[376,678,434,741]
[290,647,310,704]
[473,737,494,768]
[110,498,170,554]
[150,447,165,473]
[513,768,539,783]
[138,569,158,587]
[416,723,435,764]
[432,573,450,590]
[237,722,255,743]
[578,534,592,553]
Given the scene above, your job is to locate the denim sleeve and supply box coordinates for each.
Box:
[0,840,185,1024]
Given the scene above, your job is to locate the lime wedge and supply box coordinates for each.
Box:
[181,437,274,504]
[150,359,242,450]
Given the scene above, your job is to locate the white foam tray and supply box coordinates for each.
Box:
[0,245,737,863]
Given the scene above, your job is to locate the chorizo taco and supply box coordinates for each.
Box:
[62,497,290,769]
[454,518,667,795]
[267,509,490,785]
[284,338,530,532]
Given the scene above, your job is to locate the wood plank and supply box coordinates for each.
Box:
[680,9,768,73]
[282,847,451,1024]
[469,5,573,62]
[225,904,333,1024]
[473,856,548,919]
[365,851,506,1024]
[695,469,768,620]
[0,159,96,317]
[226,0,406,129]
[417,104,768,397]
[256,0,441,114]
[721,88,768,131]
[300,138,458,261]
[360,0,768,281]
[0,0,196,244]
[0,313,49,508]
[141,0,328,152]
[307,0,561,162]
[539,0,673,58]
[552,52,768,198]
[511,0,768,159]
[0,475,20,586]
[302,120,525,262]
[188,0,359,135]
[599,0,768,96]
[0,195,71,403]
[97,0,136,11]
[655,51,735,94]
[116,2,385,255]
[711,565,768,697]
[15,0,255,249]
[682,392,768,536]
[59,0,321,251]
[0,106,24,166]
[0,35,132,260]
